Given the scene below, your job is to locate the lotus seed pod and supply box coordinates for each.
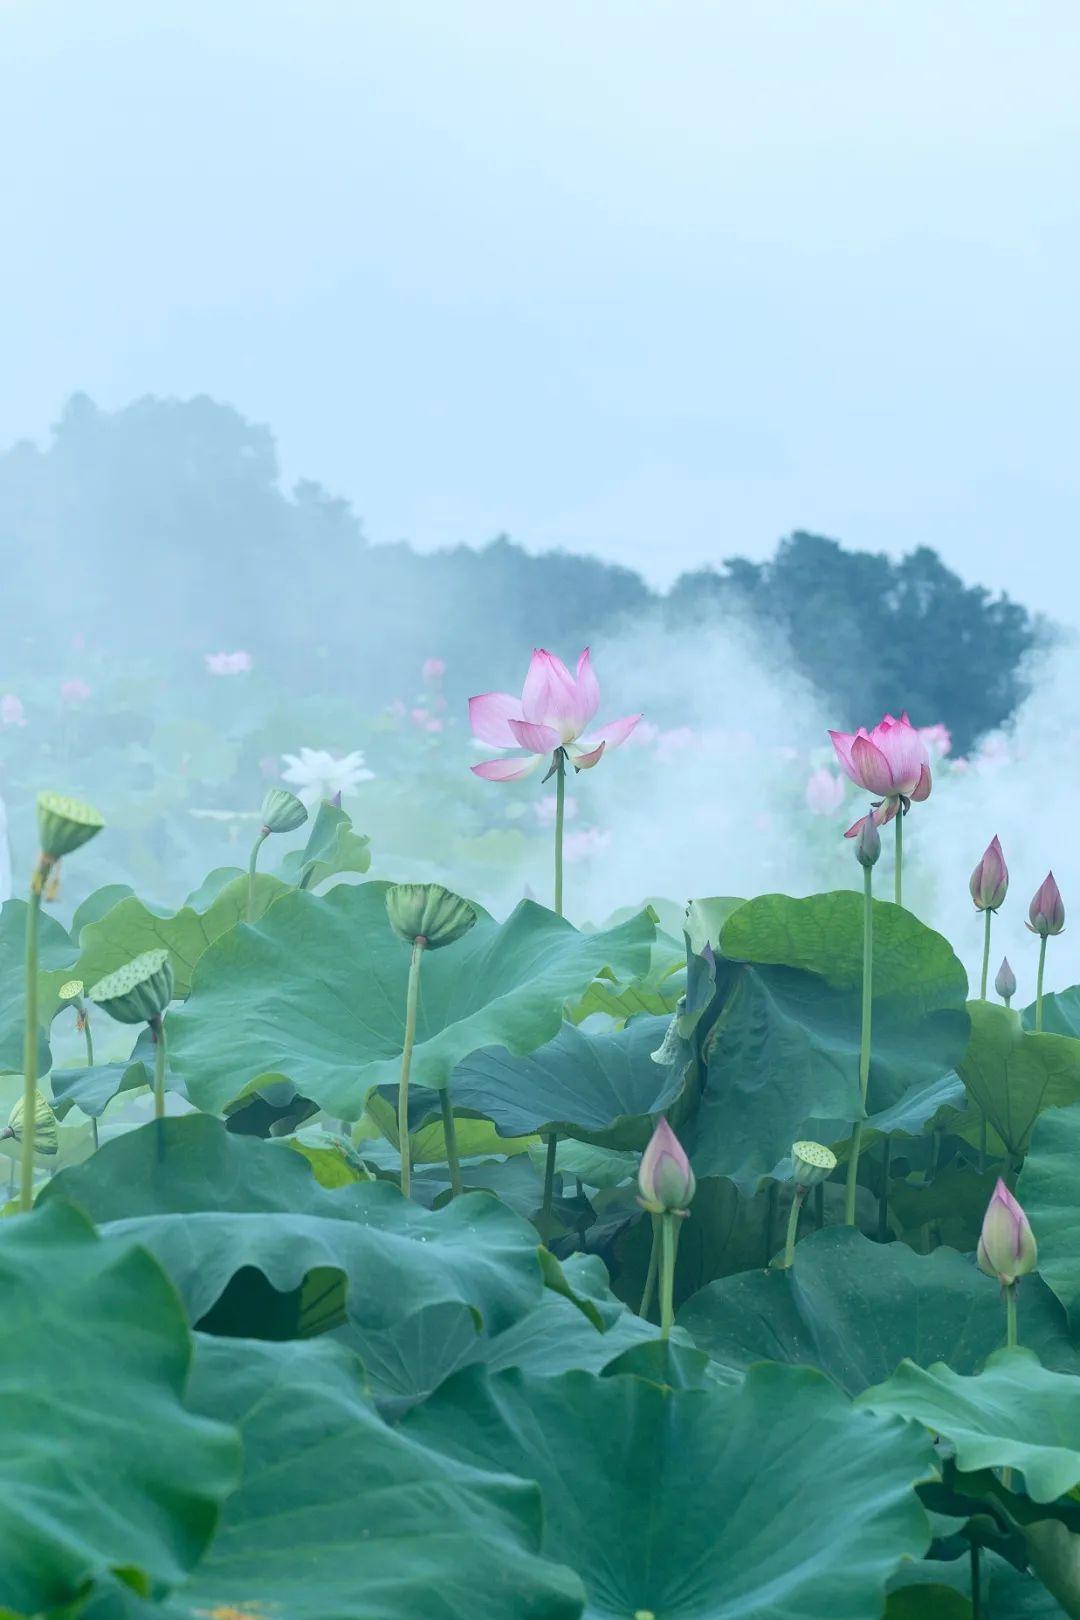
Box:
[3,1091,59,1157]
[58,979,85,1004]
[995,957,1017,1002]
[854,816,881,869]
[386,883,477,949]
[637,1117,695,1213]
[260,786,308,835]
[977,1177,1037,1286]
[791,1140,837,1189]
[88,949,174,1024]
[36,791,104,860]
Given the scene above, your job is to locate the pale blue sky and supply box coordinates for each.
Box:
[2,0,1078,612]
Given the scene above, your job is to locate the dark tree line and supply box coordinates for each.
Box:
[0,395,1040,753]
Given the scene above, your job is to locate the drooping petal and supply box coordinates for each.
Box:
[909,762,933,802]
[521,649,579,735]
[470,755,541,783]
[574,648,601,730]
[509,718,561,754]
[580,714,641,753]
[850,735,897,796]
[468,692,525,748]
[571,741,606,770]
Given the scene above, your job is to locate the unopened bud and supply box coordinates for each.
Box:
[2,1091,59,1157]
[88,949,174,1025]
[854,816,881,869]
[977,1177,1037,1286]
[1027,872,1065,938]
[637,1118,695,1213]
[386,883,477,950]
[994,957,1017,1003]
[790,1140,837,1189]
[260,787,308,835]
[36,791,104,861]
[970,835,1009,912]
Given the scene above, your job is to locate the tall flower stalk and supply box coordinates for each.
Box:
[553,749,566,918]
[637,1119,695,1339]
[1027,872,1065,1032]
[59,980,98,1149]
[970,836,1009,999]
[397,938,425,1198]
[844,817,879,1227]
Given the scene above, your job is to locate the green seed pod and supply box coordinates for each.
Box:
[58,979,86,1004]
[260,787,308,835]
[386,883,477,949]
[36,791,105,860]
[88,949,174,1024]
[791,1140,837,1188]
[4,1091,59,1157]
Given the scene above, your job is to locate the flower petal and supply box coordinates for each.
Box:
[509,718,561,754]
[521,649,580,735]
[581,714,641,753]
[909,762,933,802]
[574,648,601,729]
[571,741,606,770]
[470,755,541,783]
[828,730,857,779]
[469,692,525,748]
[850,735,896,797]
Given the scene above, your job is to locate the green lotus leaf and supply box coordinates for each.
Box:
[678,1227,1080,1393]
[0,1200,239,1615]
[958,1003,1080,1158]
[165,882,654,1118]
[276,799,371,889]
[404,1360,936,1620]
[1017,1102,1080,1327]
[0,898,80,1071]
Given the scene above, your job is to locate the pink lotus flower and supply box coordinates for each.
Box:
[1027,872,1065,937]
[60,678,91,705]
[638,1118,695,1213]
[205,651,253,676]
[829,712,931,839]
[977,1177,1037,1285]
[422,658,446,682]
[805,768,844,817]
[469,648,640,782]
[0,694,26,727]
[970,836,1008,912]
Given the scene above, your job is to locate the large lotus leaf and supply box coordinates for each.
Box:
[71,883,136,933]
[144,1335,584,1620]
[40,1116,599,1401]
[72,872,289,1002]
[568,924,685,1024]
[1022,988,1080,1038]
[1017,1103,1080,1327]
[860,1348,1080,1504]
[166,882,654,1118]
[404,1361,934,1620]
[688,892,970,1189]
[677,1227,1080,1394]
[888,1552,1069,1618]
[276,799,372,889]
[958,1003,1080,1158]
[448,1015,682,1148]
[0,898,79,1073]
[0,1200,239,1615]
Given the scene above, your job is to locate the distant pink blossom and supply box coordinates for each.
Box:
[0,694,26,727]
[829,712,932,839]
[422,658,446,682]
[564,827,612,863]
[205,651,253,676]
[535,794,579,825]
[60,678,91,705]
[410,708,428,727]
[919,722,952,758]
[469,648,640,782]
[805,768,844,816]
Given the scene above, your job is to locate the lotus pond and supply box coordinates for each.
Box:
[5,664,1080,1619]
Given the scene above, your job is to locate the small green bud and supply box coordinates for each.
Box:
[386,883,477,949]
[791,1140,837,1188]
[88,949,174,1024]
[36,791,104,860]
[260,787,308,835]
[3,1091,59,1157]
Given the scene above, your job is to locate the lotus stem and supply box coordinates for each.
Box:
[553,749,566,918]
[1035,935,1048,1032]
[81,1010,99,1152]
[540,1130,559,1241]
[439,1087,462,1199]
[20,860,48,1212]
[813,1182,825,1229]
[970,1543,982,1620]
[979,908,992,1001]
[877,1136,892,1241]
[894,810,903,907]
[782,1186,806,1268]
[639,1214,660,1317]
[844,863,874,1226]
[397,937,426,1198]
[659,1212,679,1339]
[1005,1281,1018,1349]
[246,827,270,922]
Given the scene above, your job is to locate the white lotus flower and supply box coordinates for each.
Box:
[281,748,375,806]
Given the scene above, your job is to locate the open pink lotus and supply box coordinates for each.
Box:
[469,649,640,782]
[829,712,931,838]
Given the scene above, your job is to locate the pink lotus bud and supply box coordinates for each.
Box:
[637,1118,695,1213]
[805,768,844,817]
[1027,872,1065,937]
[970,835,1008,911]
[853,815,881,869]
[977,1178,1037,1285]
[994,957,1017,1002]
